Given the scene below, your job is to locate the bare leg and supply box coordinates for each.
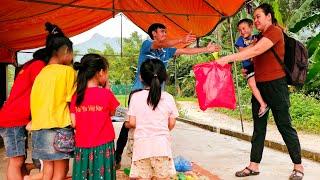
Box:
[23,172,43,180]
[42,161,54,180]
[293,164,304,172]
[52,159,69,180]
[247,76,267,114]
[153,177,170,180]
[7,156,25,180]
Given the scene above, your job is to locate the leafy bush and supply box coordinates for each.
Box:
[217,87,320,134]
[290,93,320,133]
[165,85,177,96]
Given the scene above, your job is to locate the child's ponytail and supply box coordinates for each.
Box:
[148,73,162,110]
[73,62,87,106]
[140,59,167,110]
[44,22,73,62]
[73,54,109,106]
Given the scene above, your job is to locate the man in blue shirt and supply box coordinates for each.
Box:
[133,23,220,90]
[115,23,220,168]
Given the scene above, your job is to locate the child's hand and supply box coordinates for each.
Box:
[215,56,229,66]
[241,68,248,78]
[181,32,196,44]
[103,79,110,89]
[124,120,130,129]
[206,42,221,53]
[252,38,258,45]
[71,113,76,128]
[26,122,32,131]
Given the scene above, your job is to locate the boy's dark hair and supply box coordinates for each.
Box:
[147,23,166,40]
[255,3,277,24]
[45,22,73,62]
[73,53,109,106]
[140,58,167,110]
[237,18,253,27]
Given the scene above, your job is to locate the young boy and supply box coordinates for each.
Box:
[235,18,269,117]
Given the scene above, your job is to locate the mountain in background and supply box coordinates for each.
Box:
[74,33,121,55]
[17,33,121,64]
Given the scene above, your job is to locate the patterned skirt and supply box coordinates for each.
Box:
[72,141,116,180]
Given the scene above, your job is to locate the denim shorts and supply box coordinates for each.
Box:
[32,129,73,160]
[0,126,27,157]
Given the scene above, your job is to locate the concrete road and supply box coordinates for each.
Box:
[1,122,319,179]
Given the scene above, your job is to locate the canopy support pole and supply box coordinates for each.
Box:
[120,13,123,58]
[112,0,115,18]
[0,64,7,108]
[119,13,128,106]
[174,56,177,97]
[228,18,244,132]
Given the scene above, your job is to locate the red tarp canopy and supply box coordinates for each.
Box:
[0,0,245,63]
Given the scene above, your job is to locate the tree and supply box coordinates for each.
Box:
[87,31,142,86]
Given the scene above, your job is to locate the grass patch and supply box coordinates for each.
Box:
[224,90,320,134]
[175,97,197,102]
[115,95,128,107]
[178,87,320,135]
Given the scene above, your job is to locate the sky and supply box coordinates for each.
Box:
[17,14,148,64]
[70,13,148,44]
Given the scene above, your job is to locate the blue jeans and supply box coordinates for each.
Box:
[32,129,73,160]
[0,126,27,157]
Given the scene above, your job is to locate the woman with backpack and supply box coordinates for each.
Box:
[216,3,304,180]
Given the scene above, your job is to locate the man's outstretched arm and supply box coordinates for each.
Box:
[175,42,220,55]
[151,33,196,49]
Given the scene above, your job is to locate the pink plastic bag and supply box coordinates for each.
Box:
[193,61,236,111]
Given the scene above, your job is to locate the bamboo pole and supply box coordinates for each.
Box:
[228,18,244,132]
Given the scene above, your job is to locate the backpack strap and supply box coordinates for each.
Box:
[260,30,291,76]
[270,46,291,76]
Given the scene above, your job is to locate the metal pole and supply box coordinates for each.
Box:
[120,13,128,106]
[228,18,244,132]
[0,64,7,108]
[174,56,177,97]
[120,13,123,58]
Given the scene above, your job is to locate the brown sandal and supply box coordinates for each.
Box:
[289,169,304,180]
[235,167,260,177]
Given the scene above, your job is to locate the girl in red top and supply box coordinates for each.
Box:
[70,54,120,180]
[0,48,47,180]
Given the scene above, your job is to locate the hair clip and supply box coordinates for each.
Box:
[51,27,58,34]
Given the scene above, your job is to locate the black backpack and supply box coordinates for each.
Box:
[271,33,309,86]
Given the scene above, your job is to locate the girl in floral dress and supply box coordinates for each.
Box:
[70,54,120,180]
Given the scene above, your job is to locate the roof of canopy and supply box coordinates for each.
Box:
[0,0,246,63]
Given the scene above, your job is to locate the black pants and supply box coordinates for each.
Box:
[114,89,143,164]
[250,77,302,164]
[115,122,129,164]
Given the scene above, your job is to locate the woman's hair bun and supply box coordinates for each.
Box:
[73,62,85,71]
[45,22,65,36]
